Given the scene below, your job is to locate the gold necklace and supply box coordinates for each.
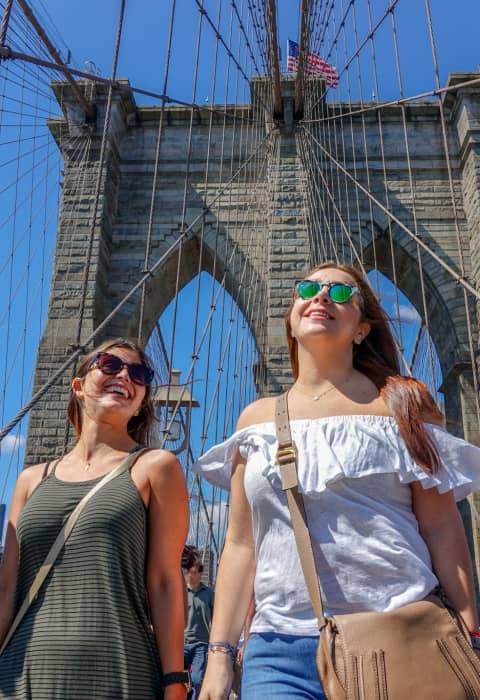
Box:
[292,382,338,402]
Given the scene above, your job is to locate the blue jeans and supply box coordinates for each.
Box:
[241,633,326,699]
[184,642,208,698]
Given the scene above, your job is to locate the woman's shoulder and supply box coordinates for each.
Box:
[136,448,186,495]
[235,393,400,430]
[236,396,277,430]
[19,462,48,480]
[13,461,51,501]
[138,447,182,472]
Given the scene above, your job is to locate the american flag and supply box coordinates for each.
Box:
[287,39,339,87]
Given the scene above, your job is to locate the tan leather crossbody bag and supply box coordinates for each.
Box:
[275,393,480,700]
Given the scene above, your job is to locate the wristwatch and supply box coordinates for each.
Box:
[162,670,192,692]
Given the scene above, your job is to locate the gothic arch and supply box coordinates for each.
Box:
[101,226,266,351]
[362,229,461,380]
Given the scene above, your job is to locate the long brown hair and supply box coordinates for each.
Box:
[285,262,443,472]
[67,338,155,445]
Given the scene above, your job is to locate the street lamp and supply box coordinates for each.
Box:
[152,369,199,454]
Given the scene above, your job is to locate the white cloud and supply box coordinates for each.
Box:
[1,434,26,454]
[398,304,420,324]
[378,291,395,304]
[187,499,230,547]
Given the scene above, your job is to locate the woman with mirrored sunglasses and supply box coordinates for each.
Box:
[195,262,480,700]
[0,338,189,700]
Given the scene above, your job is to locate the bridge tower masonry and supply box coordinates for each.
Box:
[26,74,480,461]
[21,72,480,597]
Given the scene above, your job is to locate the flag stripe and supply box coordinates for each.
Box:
[286,39,339,86]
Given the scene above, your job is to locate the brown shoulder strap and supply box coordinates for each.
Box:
[274,393,326,629]
[0,447,149,656]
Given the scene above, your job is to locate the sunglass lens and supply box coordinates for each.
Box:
[97,353,122,374]
[129,363,154,386]
[296,280,320,299]
[95,353,153,385]
[329,284,353,303]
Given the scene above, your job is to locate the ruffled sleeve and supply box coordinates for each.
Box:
[193,426,277,490]
[418,425,480,501]
[287,420,480,501]
[283,419,480,502]
[193,417,480,500]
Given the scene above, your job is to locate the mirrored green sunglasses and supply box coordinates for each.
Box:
[295,280,362,304]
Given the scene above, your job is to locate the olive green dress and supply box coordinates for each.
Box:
[0,465,163,699]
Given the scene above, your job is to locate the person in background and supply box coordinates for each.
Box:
[194,263,480,700]
[0,338,190,700]
[183,549,214,699]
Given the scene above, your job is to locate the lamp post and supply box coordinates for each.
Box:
[152,369,199,455]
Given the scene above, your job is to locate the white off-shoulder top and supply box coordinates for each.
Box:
[194,415,480,637]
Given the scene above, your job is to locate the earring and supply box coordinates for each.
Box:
[355,335,363,344]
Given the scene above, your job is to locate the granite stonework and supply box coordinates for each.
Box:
[25,74,480,467]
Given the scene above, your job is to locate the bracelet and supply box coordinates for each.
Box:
[208,641,236,663]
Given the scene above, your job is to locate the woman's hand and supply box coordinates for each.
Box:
[198,654,234,700]
[236,645,244,667]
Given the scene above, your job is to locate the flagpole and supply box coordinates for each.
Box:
[295,0,309,116]
[267,0,282,115]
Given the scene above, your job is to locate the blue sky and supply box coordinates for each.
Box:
[28,0,480,105]
[0,0,479,525]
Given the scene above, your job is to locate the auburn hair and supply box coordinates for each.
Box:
[285,262,443,473]
[67,338,155,445]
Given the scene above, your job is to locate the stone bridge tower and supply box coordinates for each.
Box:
[25,74,480,467]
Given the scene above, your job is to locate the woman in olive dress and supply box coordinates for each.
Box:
[0,338,189,700]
